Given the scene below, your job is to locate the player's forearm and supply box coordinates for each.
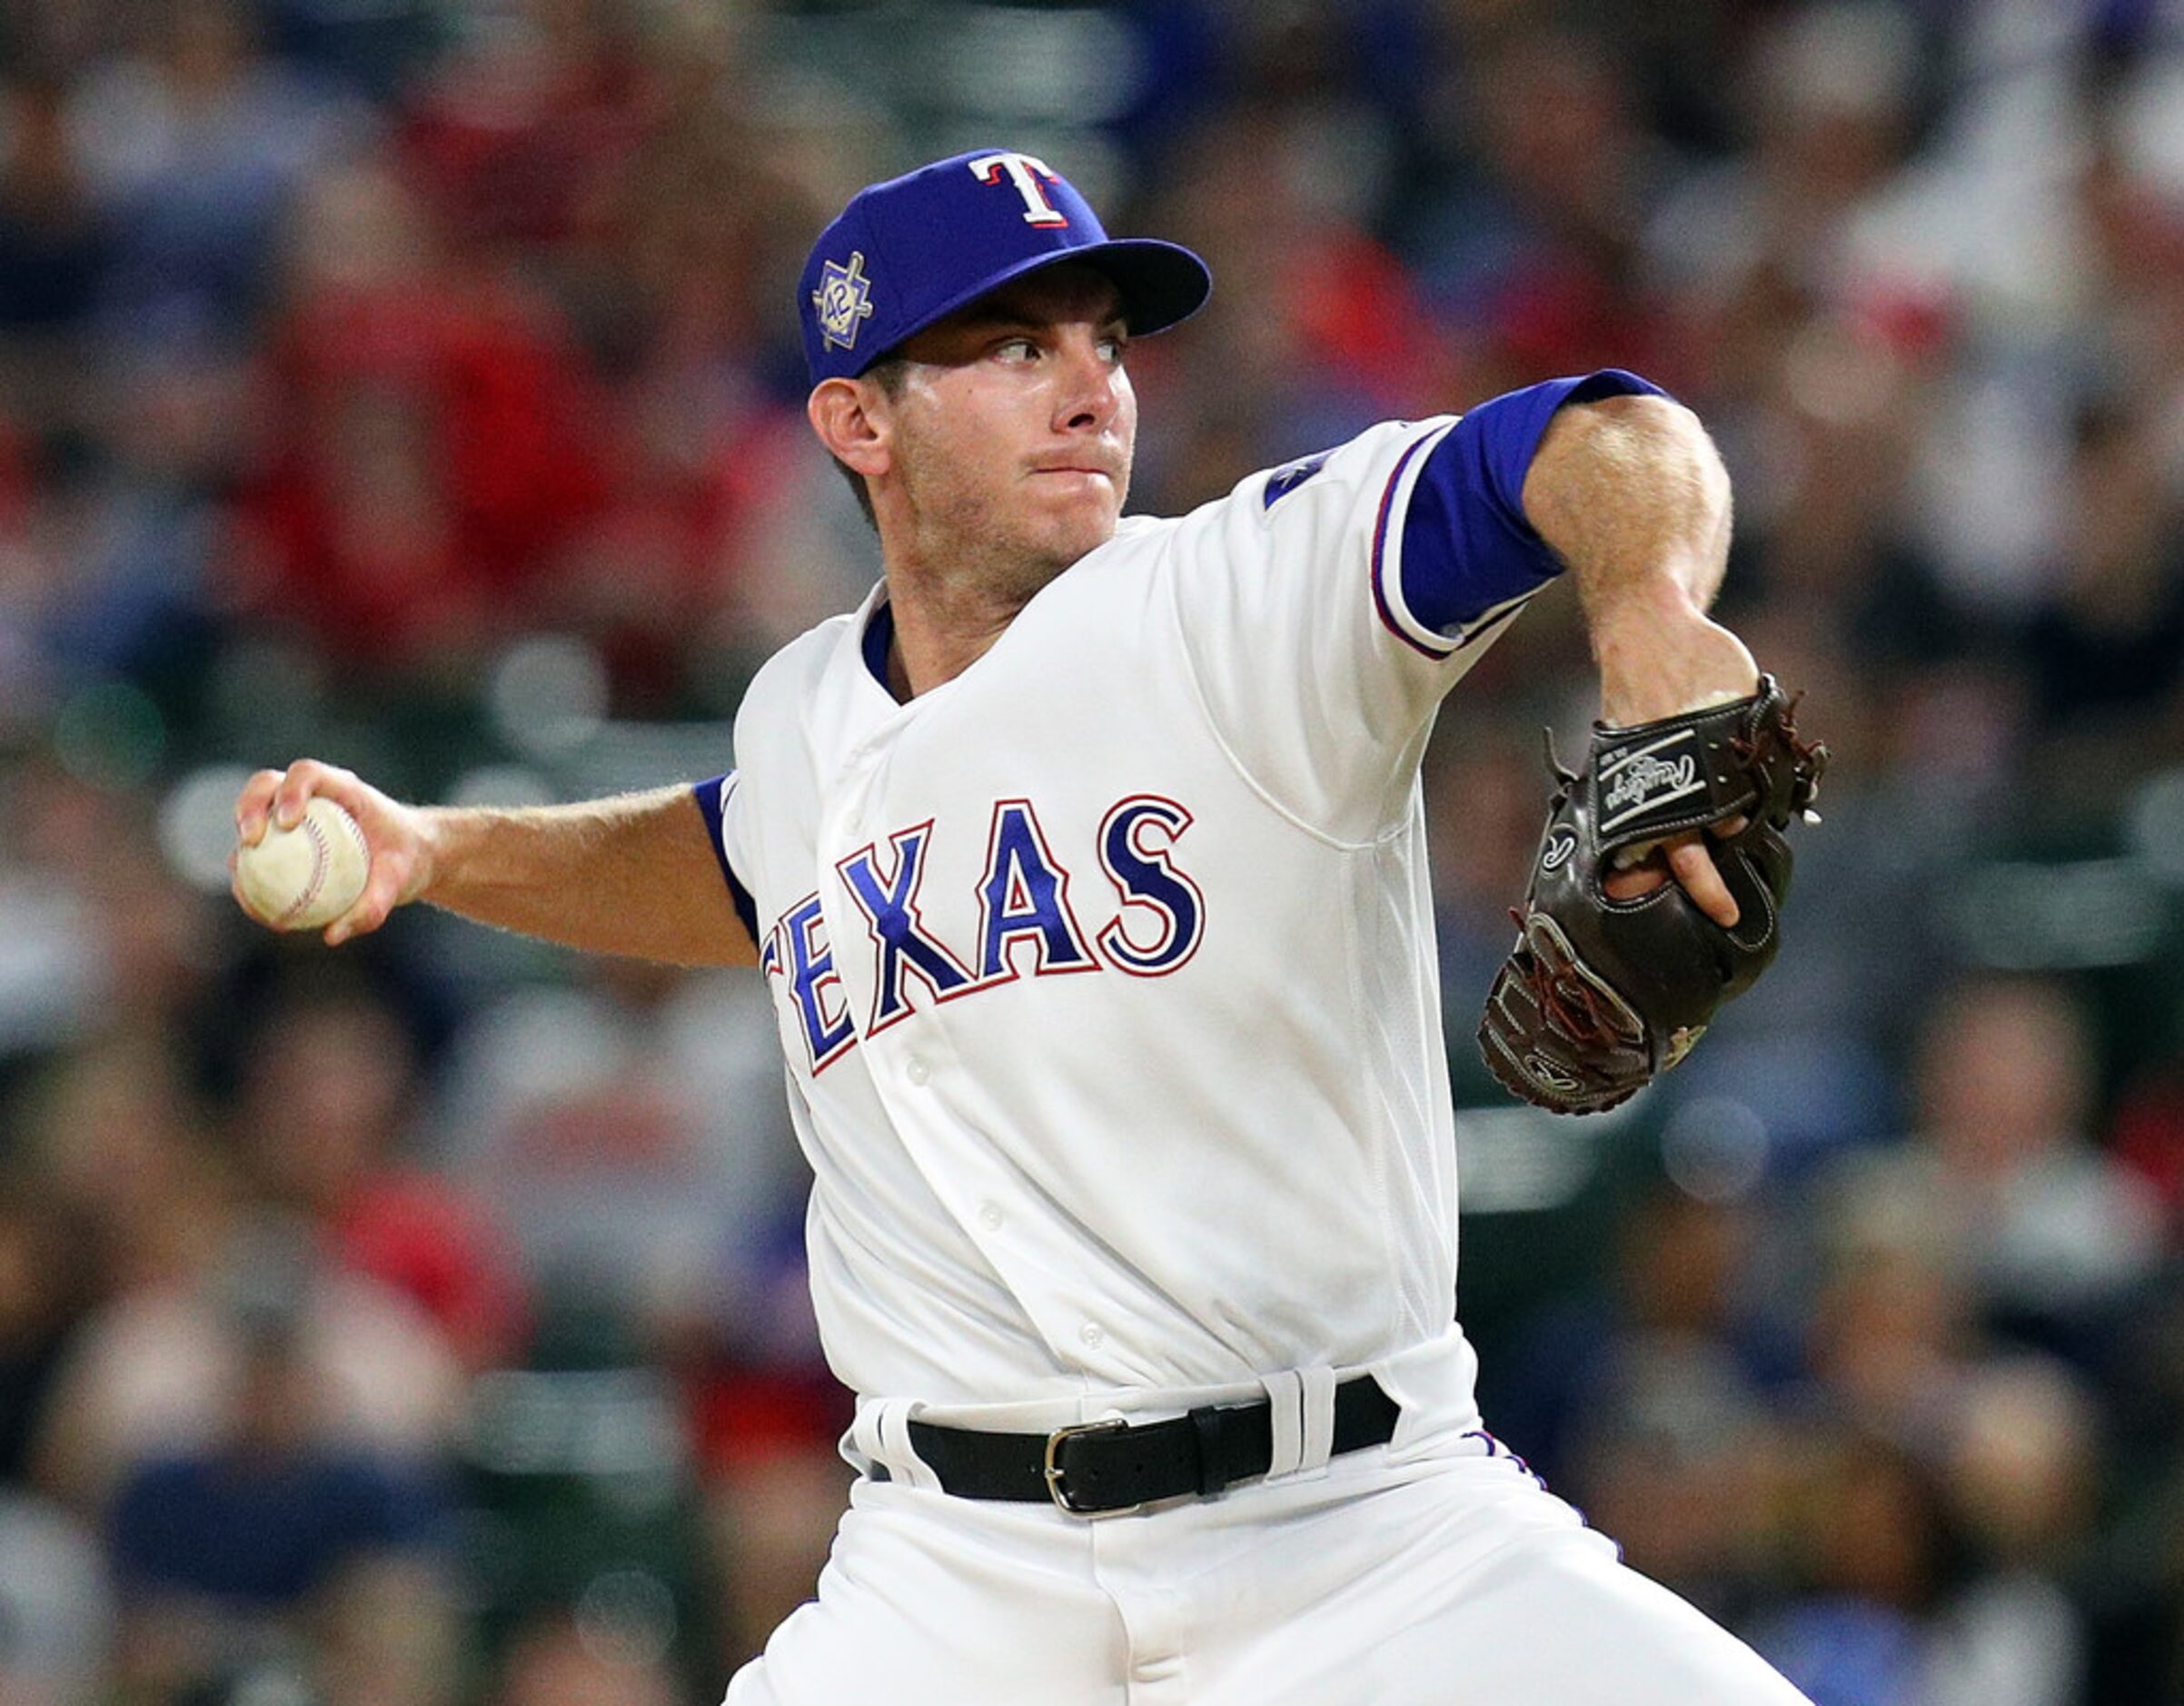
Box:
[1521,393,1753,726]
[417,788,758,967]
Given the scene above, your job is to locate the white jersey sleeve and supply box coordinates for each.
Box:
[1166,369,1666,844]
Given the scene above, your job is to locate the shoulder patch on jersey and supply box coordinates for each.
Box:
[1262,451,1333,511]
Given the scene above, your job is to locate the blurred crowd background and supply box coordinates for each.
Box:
[4,0,2184,1702]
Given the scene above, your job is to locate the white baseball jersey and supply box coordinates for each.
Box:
[698,367,1817,1706]
[699,372,1661,1413]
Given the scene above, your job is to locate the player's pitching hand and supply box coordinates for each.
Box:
[231,760,432,946]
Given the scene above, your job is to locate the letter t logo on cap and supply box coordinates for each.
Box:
[969,152,1069,228]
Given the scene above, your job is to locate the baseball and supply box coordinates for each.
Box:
[234,798,371,932]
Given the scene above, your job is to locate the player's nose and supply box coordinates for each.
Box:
[1051,330,1123,432]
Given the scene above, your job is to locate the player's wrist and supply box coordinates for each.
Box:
[1593,600,1757,729]
[402,804,457,908]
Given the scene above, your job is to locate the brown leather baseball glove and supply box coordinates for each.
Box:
[1477,677,1826,1115]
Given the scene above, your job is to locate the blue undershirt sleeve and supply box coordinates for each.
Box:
[692,773,759,945]
[1398,368,1673,636]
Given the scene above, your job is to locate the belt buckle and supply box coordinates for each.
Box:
[1043,1416,1137,1517]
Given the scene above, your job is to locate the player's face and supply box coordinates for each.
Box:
[879,264,1136,585]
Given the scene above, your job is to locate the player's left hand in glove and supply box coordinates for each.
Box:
[1477,676,1826,1115]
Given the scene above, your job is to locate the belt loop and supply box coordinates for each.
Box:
[849,1397,888,1469]
[1259,1368,1306,1480]
[862,1397,943,1492]
[1297,1367,1339,1473]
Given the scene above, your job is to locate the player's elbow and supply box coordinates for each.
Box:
[1524,392,1732,558]
[1569,393,1724,497]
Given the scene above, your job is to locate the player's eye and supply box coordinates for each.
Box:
[994,336,1040,363]
[1098,333,1128,363]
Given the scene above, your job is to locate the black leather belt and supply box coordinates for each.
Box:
[898,1375,1400,1516]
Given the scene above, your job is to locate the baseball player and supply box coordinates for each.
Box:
[234,151,1812,1702]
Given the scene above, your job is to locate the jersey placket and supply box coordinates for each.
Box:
[810,719,1122,1382]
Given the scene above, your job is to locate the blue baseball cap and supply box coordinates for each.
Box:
[799,149,1213,384]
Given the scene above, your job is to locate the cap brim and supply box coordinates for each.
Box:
[852,237,1212,374]
[1069,238,1214,338]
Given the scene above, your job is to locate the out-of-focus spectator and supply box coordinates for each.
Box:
[0,1488,112,1706]
[489,1606,680,1706]
[65,0,365,345]
[1908,974,2163,1354]
[673,1216,849,1670]
[1647,3,1929,321]
[397,0,661,262]
[432,957,800,1342]
[0,74,110,434]
[1422,21,1675,390]
[1925,1356,2096,1706]
[0,1185,94,1489]
[1495,1183,1800,1489]
[31,1211,463,1514]
[1802,1182,1974,1454]
[2021,394,2184,740]
[233,981,530,1374]
[1745,1355,2097,1706]
[1804,972,2162,1423]
[0,767,218,1063]
[432,950,834,1669]
[1133,96,1449,511]
[18,1030,231,1309]
[224,146,611,669]
[1752,1429,1952,1706]
[103,1222,455,1706]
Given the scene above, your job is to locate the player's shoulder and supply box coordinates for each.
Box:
[1106,418,1466,557]
[1105,513,1176,552]
[1137,417,1464,557]
[1221,416,1464,523]
[734,601,867,728]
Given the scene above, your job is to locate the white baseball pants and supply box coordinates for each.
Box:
[721,1425,1809,1704]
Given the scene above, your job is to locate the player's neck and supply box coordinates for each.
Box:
[879,580,1028,699]
[879,554,1066,699]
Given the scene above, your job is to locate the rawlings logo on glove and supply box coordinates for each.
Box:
[1477,677,1826,1116]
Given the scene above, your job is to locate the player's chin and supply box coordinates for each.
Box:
[1025,486,1121,558]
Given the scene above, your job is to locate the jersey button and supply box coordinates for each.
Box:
[978,1201,1004,1231]
[1079,1321,1105,1349]
[905,1055,931,1086]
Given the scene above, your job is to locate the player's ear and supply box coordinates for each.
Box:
[808,377,891,481]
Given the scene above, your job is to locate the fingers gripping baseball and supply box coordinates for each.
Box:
[231,761,430,945]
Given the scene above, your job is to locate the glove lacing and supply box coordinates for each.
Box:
[1509,909,1622,1046]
